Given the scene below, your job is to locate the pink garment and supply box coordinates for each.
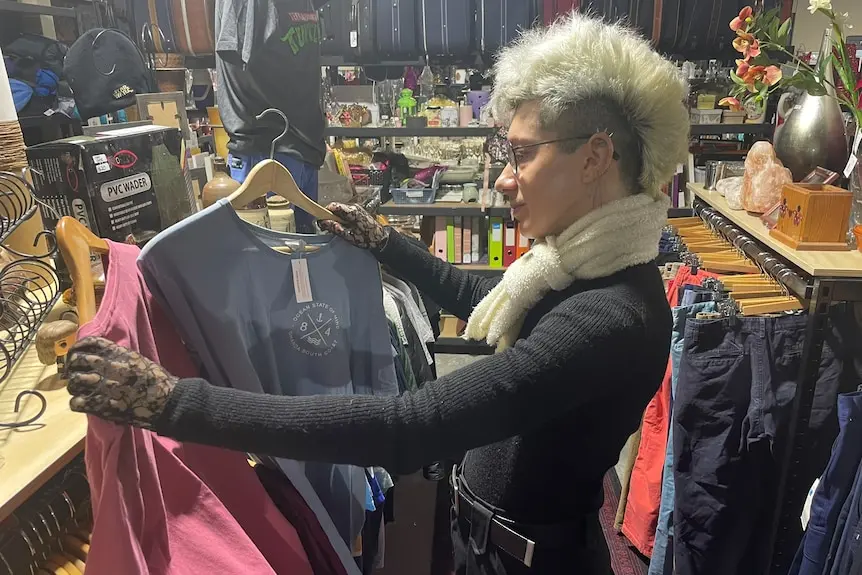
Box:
[81,241,314,575]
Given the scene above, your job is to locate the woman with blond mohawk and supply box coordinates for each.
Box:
[65,12,690,574]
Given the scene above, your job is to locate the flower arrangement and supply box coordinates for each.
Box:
[719,0,861,131]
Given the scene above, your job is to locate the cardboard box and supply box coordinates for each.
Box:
[27,125,196,282]
[28,125,195,243]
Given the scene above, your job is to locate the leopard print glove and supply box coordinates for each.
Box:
[65,336,177,429]
[319,203,389,250]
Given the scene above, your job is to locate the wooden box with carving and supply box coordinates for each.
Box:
[770,183,852,251]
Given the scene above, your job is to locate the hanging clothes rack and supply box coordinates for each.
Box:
[687,191,862,574]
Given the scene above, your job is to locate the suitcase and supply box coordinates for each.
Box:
[320,0,352,57]
[542,0,579,25]
[629,0,683,52]
[349,0,377,58]
[580,0,629,22]
[675,0,740,55]
[420,0,474,57]
[169,0,215,55]
[478,0,537,55]
[376,0,418,57]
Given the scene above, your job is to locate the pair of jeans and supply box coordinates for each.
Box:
[227,152,320,233]
[672,308,862,575]
[787,391,862,575]
[673,314,809,574]
[647,302,716,575]
[622,268,717,556]
[679,285,716,306]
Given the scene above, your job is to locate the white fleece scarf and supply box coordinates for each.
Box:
[464,193,669,350]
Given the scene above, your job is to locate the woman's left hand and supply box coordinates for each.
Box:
[65,337,177,429]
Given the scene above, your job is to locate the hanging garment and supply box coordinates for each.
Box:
[622,266,717,556]
[790,391,862,575]
[81,241,314,575]
[614,427,642,531]
[829,456,862,574]
[672,310,862,575]
[255,465,350,575]
[648,301,716,575]
[138,199,398,572]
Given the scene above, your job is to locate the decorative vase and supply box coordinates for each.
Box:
[773,26,848,180]
[201,158,239,208]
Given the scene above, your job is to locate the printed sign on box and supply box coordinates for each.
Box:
[26,125,197,284]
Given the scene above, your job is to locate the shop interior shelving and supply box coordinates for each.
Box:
[325,126,496,138]
[685,182,862,574]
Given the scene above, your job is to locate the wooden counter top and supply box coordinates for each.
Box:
[687,183,862,278]
[0,339,86,522]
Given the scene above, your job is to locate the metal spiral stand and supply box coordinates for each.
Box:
[0,456,91,575]
[0,171,62,428]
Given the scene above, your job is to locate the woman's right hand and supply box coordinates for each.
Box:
[320,203,389,250]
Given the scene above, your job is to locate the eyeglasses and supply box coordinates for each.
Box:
[506,133,621,174]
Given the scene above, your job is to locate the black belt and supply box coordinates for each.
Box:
[451,465,536,567]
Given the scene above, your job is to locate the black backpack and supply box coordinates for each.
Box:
[63,29,154,121]
[4,33,68,78]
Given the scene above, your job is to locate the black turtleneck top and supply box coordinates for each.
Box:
[155,230,671,523]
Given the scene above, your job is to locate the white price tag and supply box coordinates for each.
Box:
[93,154,108,164]
[801,477,820,530]
[292,258,313,303]
[405,190,424,198]
[853,128,862,156]
[845,153,858,179]
[95,162,111,173]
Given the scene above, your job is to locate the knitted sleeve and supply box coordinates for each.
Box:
[374,231,501,321]
[154,291,646,474]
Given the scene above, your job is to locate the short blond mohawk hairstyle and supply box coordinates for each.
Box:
[489,12,690,199]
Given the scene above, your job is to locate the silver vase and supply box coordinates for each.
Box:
[773,26,848,180]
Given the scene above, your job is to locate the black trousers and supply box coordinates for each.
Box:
[450,504,612,575]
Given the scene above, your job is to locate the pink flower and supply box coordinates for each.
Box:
[736,59,750,78]
[733,32,761,59]
[742,65,767,86]
[730,6,754,32]
[764,65,783,86]
[719,97,743,111]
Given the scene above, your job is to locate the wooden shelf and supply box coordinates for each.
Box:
[434,337,494,355]
[687,183,862,278]
[0,318,87,522]
[455,264,505,276]
[378,201,511,218]
[690,123,773,136]
[325,126,495,138]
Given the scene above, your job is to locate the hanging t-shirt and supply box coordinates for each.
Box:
[215,0,326,165]
[81,241,315,575]
[138,200,397,569]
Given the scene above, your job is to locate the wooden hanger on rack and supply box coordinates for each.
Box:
[227,109,341,252]
[55,216,109,325]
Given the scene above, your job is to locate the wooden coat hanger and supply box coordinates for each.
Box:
[55,216,109,325]
[227,109,341,242]
[739,296,802,315]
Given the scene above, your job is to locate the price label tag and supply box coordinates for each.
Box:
[405,190,424,198]
[853,128,862,156]
[292,258,313,303]
[845,153,858,179]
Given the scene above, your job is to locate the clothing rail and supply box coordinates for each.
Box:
[692,198,812,299]
[0,456,90,575]
[688,196,862,574]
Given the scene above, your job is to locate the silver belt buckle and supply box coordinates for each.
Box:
[495,519,536,568]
